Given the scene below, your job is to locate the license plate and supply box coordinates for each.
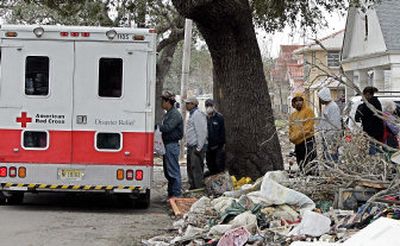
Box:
[58,169,84,181]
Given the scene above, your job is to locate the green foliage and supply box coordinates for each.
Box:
[164,43,213,95]
[251,0,378,32]
[4,0,113,26]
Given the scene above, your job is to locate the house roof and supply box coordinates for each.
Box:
[375,0,400,51]
[294,30,344,54]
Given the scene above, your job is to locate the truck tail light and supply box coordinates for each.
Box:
[116,169,124,180]
[70,32,79,37]
[18,167,26,178]
[0,167,7,177]
[5,31,17,37]
[135,170,143,181]
[60,32,69,37]
[9,167,16,177]
[126,170,134,180]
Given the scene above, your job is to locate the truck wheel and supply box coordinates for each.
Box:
[5,192,24,205]
[135,189,150,209]
[0,192,7,205]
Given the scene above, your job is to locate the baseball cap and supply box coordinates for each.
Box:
[161,90,175,101]
[184,96,199,105]
[205,99,214,107]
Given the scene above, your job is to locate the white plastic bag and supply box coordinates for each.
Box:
[154,126,165,156]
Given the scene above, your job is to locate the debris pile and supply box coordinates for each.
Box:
[143,123,400,245]
[142,168,400,245]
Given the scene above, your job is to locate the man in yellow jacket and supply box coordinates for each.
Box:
[289,93,316,171]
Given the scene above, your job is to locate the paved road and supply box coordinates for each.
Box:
[0,166,175,246]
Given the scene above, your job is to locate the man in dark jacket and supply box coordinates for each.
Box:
[355,86,384,154]
[159,90,184,199]
[205,99,225,175]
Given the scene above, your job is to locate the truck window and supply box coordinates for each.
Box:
[96,132,121,150]
[98,58,123,98]
[23,131,48,149]
[25,56,49,96]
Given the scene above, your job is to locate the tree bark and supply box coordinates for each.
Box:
[155,29,184,124]
[172,0,283,179]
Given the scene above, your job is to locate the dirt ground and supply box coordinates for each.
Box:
[0,165,179,246]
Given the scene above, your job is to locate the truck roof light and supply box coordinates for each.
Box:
[81,32,90,37]
[5,31,17,37]
[133,35,145,41]
[106,29,117,40]
[18,167,26,178]
[33,27,45,37]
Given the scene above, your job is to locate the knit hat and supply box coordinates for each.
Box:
[317,87,332,102]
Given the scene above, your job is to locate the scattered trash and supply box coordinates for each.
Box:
[217,226,251,246]
[341,217,400,246]
[169,197,198,217]
[289,210,331,237]
[205,172,234,196]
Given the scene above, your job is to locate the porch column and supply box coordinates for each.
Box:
[390,64,400,91]
[354,69,369,91]
[373,68,385,91]
[344,71,356,98]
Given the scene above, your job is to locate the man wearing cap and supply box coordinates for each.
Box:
[185,96,208,189]
[355,86,384,155]
[204,99,225,176]
[289,93,316,171]
[159,90,184,199]
[317,87,342,161]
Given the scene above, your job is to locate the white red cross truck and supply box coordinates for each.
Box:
[0,25,156,208]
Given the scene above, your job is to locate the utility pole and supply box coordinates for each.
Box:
[180,19,193,160]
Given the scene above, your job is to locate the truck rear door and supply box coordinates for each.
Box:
[0,40,74,164]
[72,41,152,166]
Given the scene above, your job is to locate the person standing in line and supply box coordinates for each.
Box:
[289,93,317,171]
[204,99,225,176]
[382,100,399,149]
[159,90,184,200]
[185,96,208,189]
[355,86,384,155]
[317,87,342,161]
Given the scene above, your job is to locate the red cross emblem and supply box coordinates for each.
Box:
[16,112,32,128]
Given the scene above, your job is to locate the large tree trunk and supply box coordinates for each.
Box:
[155,28,184,124]
[155,43,179,124]
[172,0,283,179]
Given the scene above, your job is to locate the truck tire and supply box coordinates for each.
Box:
[5,192,24,205]
[135,189,150,209]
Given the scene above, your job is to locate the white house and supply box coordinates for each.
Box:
[341,0,400,95]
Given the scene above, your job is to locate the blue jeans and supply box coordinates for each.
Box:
[163,142,182,197]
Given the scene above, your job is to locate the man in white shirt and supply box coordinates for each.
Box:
[185,96,208,189]
[317,87,342,161]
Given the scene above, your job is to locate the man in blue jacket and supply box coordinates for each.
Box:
[205,99,225,176]
[159,90,184,199]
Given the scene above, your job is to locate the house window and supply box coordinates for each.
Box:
[22,131,48,149]
[98,58,123,98]
[25,56,49,96]
[327,52,340,67]
[96,132,122,151]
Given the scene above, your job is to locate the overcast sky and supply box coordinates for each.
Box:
[257,12,347,58]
